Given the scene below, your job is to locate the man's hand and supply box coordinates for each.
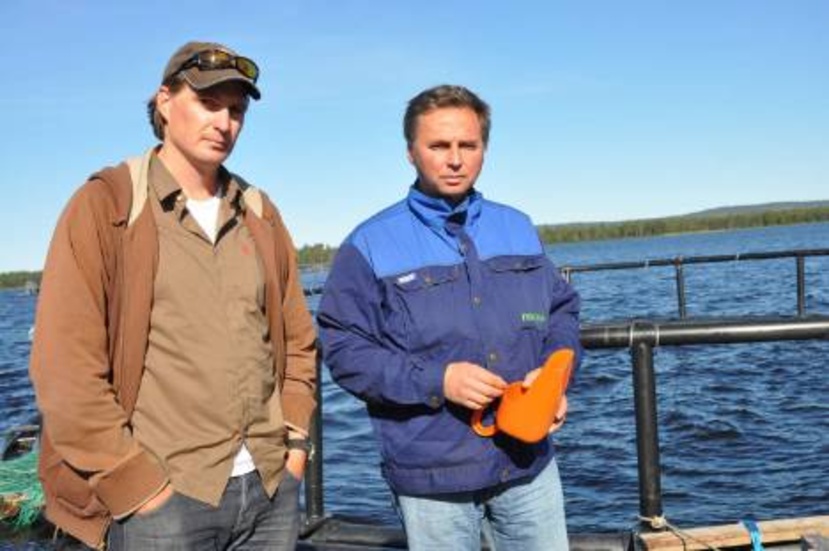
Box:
[522,367,541,388]
[285,449,308,480]
[549,395,568,433]
[444,362,507,410]
[135,483,174,516]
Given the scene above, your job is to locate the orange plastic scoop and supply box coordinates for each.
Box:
[470,348,574,443]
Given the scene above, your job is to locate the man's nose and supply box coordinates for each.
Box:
[213,108,232,131]
[447,146,463,168]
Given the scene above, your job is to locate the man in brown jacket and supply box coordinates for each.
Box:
[29,40,317,550]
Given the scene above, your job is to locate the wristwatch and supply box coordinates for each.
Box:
[287,437,313,455]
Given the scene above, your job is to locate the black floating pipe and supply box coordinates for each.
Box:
[580,316,829,532]
[631,339,663,527]
[581,316,829,349]
[674,260,687,319]
[304,341,326,528]
[797,256,806,316]
[562,248,829,275]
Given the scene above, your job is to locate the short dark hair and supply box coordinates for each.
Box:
[403,85,491,147]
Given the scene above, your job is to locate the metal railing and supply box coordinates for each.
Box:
[300,316,829,544]
[560,248,829,318]
[580,316,829,527]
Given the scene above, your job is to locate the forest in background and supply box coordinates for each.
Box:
[296,204,829,266]
[4,204,829,289]
[536,204,829,243]
[0,271,41,290]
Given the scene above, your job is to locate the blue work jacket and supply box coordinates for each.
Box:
[317,185,581,496]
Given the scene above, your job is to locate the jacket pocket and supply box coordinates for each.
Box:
[41,443,108,519]
[483,255,551,376]
[52,464,107,518]
[392,265,460,292]
[391,265,466,351]
[485,254,546,274]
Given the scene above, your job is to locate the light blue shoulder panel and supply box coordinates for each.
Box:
[472,200,545,261]
[346,200,462,279]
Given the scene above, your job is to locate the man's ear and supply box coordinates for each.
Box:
[156,86,172,123]
[406,146,415,166]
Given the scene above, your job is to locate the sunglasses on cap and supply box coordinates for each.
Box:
[176,49,259,83]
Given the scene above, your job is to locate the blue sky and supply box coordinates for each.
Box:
[1,1,827,271]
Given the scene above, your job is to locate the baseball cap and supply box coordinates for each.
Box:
[162,41,261,100]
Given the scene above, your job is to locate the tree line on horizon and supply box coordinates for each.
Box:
[537,205,829,243]
[295,205,829,267]
[0,271,41,290]
[3,206,829,288]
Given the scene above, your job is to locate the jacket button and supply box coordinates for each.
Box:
[472,296,482,306]
[500,468,510,481]
[428,395,442,409]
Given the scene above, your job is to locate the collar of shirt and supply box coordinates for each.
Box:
[149,154,244,218]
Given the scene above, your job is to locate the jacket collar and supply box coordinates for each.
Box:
[406,183,483,232]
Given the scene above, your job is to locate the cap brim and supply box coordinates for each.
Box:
[181,68,261,100]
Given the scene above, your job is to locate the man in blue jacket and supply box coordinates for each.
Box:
[317,85,581,550]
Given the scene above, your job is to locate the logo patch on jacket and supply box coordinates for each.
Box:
[521,312,547,324]
[397,272,417,284]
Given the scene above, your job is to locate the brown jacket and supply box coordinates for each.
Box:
[29,161,317,548]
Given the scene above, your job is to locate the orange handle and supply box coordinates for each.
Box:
[470,407,498,437]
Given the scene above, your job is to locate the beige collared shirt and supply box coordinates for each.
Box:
[131,156,287,506]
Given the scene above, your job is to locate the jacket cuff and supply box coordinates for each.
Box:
[91,449,168,518]
[281,391,316,433]
[285,422,308,439]
[413,356,446,409]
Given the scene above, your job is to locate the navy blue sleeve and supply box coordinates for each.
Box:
[542,259,584,374]
[317,244,446,408]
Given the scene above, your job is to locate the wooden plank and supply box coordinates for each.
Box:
[638,515,829,550]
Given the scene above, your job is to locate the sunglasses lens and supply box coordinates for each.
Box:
[182,50,259,83]
[201,50,233,66]
[236,58,259,81]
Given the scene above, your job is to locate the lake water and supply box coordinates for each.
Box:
[2,222,828,544]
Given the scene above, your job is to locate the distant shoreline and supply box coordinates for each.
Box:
[4,206,828,287]
[537,205,829,244]
[294,207,829,268]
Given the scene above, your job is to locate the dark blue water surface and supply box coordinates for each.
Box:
[2,222,828,540]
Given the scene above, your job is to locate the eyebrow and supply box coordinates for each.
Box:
[198,90,248,107]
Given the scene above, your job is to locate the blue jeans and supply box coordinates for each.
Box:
[394,457,568,551]
[107,471,301,550]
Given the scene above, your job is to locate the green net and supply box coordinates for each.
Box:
[0,451,43,529]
